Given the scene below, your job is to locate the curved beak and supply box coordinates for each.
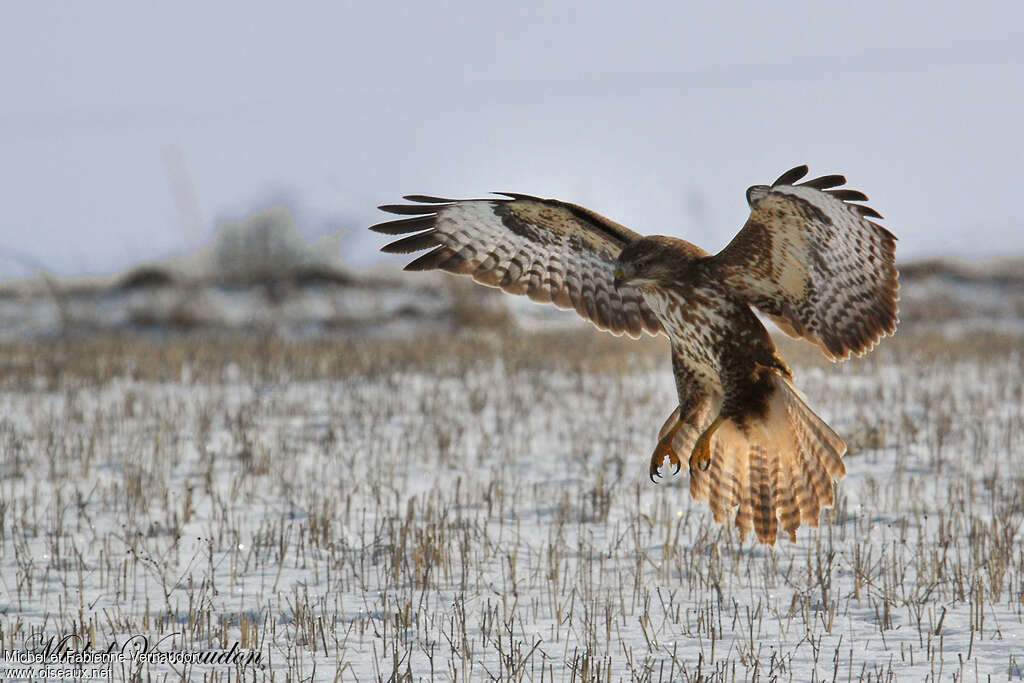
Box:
[613,266,629,291]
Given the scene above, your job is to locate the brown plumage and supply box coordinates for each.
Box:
[371,165,899,545]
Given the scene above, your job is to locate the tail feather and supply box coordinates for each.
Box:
[788,392,845,522]
[775,451,801,542]
[730,428,753,539]
[799,412,847,480]
[792,445,824,527]
[703,446,724,521]
[749,444,779,544]
[703,436,738,525]
[685,376,847,545]
[781,380,847,480]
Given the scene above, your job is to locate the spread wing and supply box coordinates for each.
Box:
[371,194,662,338]
[713,166,899,361]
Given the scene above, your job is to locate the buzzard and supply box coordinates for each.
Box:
[371,166,898,545]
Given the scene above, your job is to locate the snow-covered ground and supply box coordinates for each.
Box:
[1,272,1023,681]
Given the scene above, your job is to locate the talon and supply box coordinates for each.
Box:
[687,447,709,474]
[689,415,725,474]
[650,417,684,482]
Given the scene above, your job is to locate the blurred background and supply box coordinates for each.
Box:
[2,0,1022,335]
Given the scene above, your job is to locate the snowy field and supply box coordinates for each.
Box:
[1,275,1023,681]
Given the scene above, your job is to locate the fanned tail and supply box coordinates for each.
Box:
[687,376,846,545]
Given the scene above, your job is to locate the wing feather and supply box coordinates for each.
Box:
[827,189,869,201]
[379,230,438,254]
[368,215,436,235]
[377,203,443,216]
[799,174,846,190]
[772,165,809,186]
[401,194,455,203]
[404,246,451,271]
[716,166,898,361]
[373,196,663,337]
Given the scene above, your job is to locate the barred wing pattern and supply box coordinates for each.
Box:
[371,195,662,337]
[714,166,899,361]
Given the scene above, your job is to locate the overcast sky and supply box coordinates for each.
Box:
[2,1,1023,280]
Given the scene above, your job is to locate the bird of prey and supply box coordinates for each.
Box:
[370,166,898,545]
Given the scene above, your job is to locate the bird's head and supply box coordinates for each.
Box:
[614,236,683,291]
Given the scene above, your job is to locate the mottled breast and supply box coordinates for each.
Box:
[641,287,725,388]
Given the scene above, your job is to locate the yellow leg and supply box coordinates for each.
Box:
[689,415,726,473]
[649,420,684,482]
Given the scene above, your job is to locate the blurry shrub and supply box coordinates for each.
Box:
[116,266,177,290]
[214,207,315,284]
